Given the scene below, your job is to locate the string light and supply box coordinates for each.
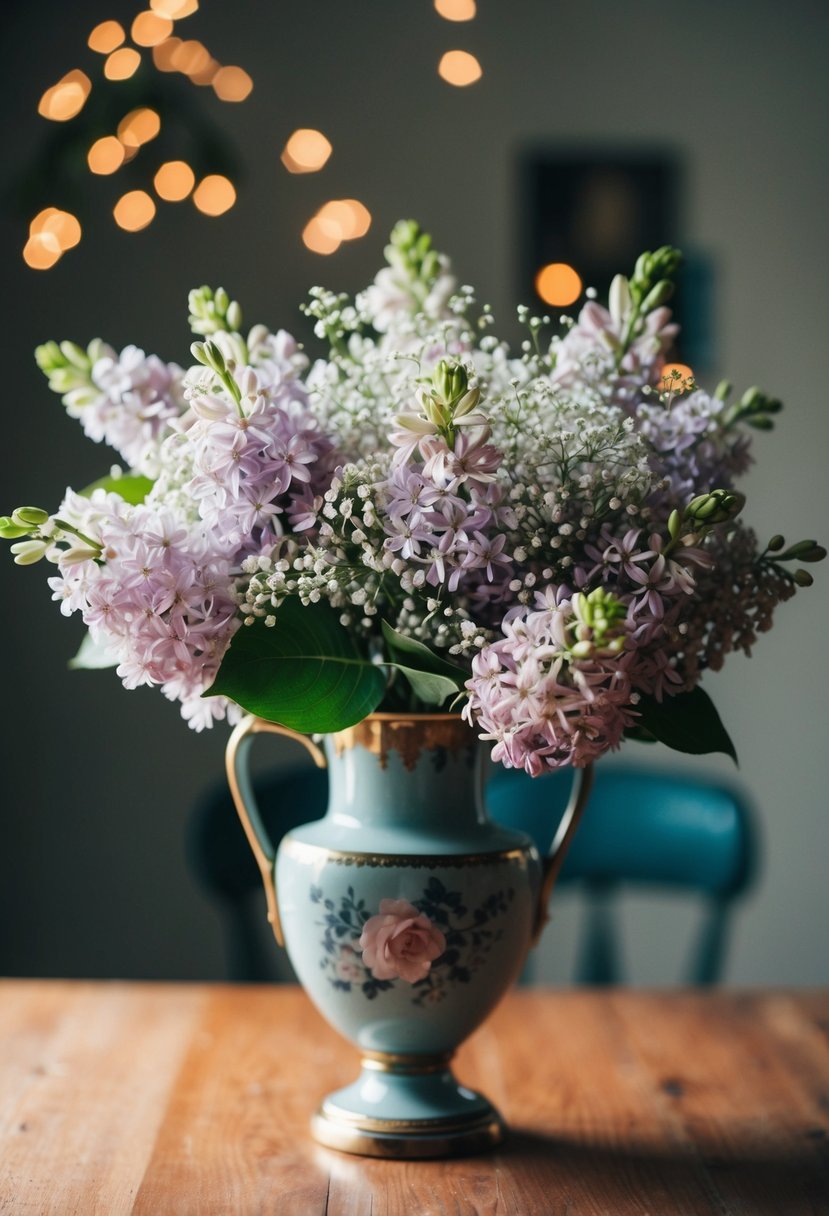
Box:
[535,263,582,307]
[113,190,156,231]
[104,48,142,80]
[437,50,482,86]
[154,160,195,201]
[38,71,92,122]
[88,21,125,53]
[192,175,236,216]
[434,0,476,19]
[281,129,332,174]
[88,136,126,174]
[131,11,173,46]
[212,66,253,101]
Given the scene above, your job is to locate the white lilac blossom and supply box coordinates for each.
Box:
[5,224,823,760]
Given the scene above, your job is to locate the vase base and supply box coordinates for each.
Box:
[310,1055,506,1158]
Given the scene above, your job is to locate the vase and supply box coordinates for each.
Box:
[226,711,592,1158]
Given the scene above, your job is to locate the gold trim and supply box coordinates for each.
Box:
[330,713,476,771]
[281,836,535,869]
[319,1101,500,1136]
[226,715,327,948]
[310,1111,504,1158]
[361,1050,453,1075]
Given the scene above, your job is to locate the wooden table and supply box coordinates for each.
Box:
[0,982,827,1215]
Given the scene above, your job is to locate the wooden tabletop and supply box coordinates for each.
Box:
[0,982,827,1215]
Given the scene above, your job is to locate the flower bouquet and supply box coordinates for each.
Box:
[4,221,824,1155]
[3,220,822,766]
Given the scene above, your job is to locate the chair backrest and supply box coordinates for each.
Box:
[188,762,756,985]
[486,764,757,984]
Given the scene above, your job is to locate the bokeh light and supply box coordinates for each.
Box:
[38,71,92,122]
[113,190,156,231]
[87,136,126,174]
[212,66,253,101]
[150,0,199,18]
[117,107,161,148]
[131,11,173,46]
[316,199,372,241]
[281,129,332,174]
[302,217,341,255]
[171,39,211,75]
[88,21,125,53]
[192,175,236,216]
[154,160,196,201]
[31,208,81,251]
[23,232,62,270]
[104,48,142,81]
[437,50,482,86]
[660,362,695,385]
[434,0,476,19]
[534,263,583,307]
[152,37,181,71]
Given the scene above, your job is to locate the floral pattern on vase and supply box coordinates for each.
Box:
[312,877,516,1006]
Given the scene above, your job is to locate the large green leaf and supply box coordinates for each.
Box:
[205,597,387,732]
[633,686,738,764]
[81,472,154,505]
[380,620,468,707]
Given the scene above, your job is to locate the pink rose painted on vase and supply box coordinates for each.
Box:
[359,899,447,983]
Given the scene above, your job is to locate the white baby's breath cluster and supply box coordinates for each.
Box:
[4,223,822,765]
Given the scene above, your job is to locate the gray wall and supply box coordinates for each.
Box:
[1,0,827,984]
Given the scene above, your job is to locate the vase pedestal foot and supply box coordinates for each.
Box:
[310,1052,505,1158]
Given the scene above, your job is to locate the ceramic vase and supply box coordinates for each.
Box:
[226,711,591,1158]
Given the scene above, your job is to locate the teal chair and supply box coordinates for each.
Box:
[188,762,756,985]
[486,764,757,985]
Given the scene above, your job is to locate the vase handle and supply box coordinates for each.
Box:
[530,762,595,947]
[225,713,327,947]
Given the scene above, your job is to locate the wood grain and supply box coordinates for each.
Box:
[0,982,827,1215]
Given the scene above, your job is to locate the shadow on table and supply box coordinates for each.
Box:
[498,1129,829,1215]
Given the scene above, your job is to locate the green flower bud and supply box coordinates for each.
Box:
[714,380,732,401]
[793,569,814,587]
[11,506,49,528]
[685,489,745,525]
[641,280,674,312]
[10,539,49,565]
[667,509,681,540]
[214,287,229,314]
[226,301,242,332]
[190,341,207,365]
[433,359,468,405]
[780,540,826,562]
[0,516,31,539]
[767,534,785,551]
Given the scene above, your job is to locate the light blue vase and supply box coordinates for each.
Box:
[226,712,591,1158]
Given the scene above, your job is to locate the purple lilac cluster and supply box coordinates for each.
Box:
[8,225,821,757]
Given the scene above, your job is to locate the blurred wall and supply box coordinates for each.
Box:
[0,0,826,984]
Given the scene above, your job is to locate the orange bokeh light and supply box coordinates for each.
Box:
[660,362,695,386]
[437,50,482,86]
[113,190,156,231]
[152,37,181,71]
[30,208,81,251]
[192,175,236,216]
[434,0,476,19]
[316,199,372,242]
[154,160,196,201]
[117,107,161,148]
[212,65,253,101]
[150,0,199,17]
[534,263,583,307]
[88,135,126,174]
[171,39,211,75]
[281,129,332,174]
[189,57,219,85]
[131,10,173,46]
[23,232,62,270]
[302,217,341,256]
[88,20,125,53]
[38,71,92,122]
[104,48,142,80]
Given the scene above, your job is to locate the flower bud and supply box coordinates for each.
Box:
[767,534,785,551]
[11,506,49,528]
[10,539,49,565]
[608,274,631,324]
[714,380,732,401]
[641,280,674,312]
[226,301,242,332]
[793,569,814,587]
[0,516,31,539]
[453,386,481,418]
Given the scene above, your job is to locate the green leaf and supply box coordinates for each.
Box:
[632,686,738,764]
[69,631,119,670]
[81,472,154,505]
[205,597,387,733]
[380,621,468,707]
